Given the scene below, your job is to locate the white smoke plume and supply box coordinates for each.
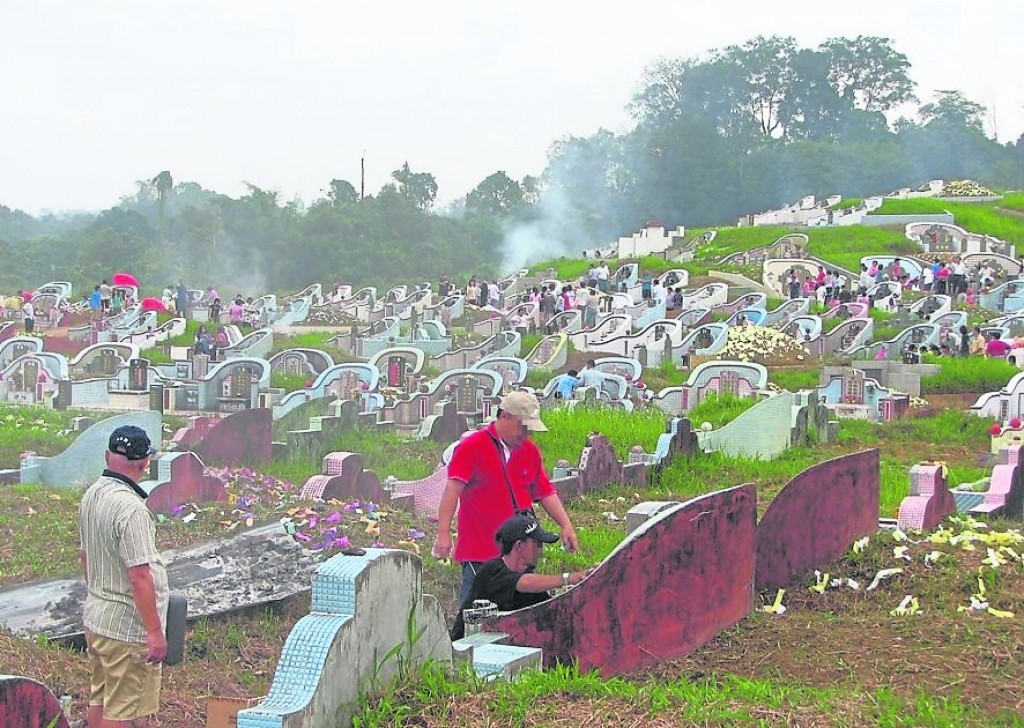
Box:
[499,186,581,273]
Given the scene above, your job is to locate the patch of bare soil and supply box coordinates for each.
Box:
[654,544,1024,719]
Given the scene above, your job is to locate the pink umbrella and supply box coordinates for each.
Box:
[112,272,139,287]
[141,297,167,312]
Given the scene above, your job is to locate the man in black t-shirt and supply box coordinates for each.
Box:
[450,511,589,639]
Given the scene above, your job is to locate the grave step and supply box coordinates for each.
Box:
[451,630,510,661]
[471,643,543,681]
[953,491,986,513]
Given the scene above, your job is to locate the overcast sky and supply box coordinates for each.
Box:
[2,0,1021,215]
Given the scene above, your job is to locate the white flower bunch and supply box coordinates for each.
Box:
[941,180,994,197]
[718,325,808,363]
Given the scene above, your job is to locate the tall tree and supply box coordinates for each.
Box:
[325,178,359,206]
[719,35,799,138]
[821,36,916,112]
[465,171,525,217]
[920,90,987,130]
[151,170,173,239]
[629,57,691,124]
[388,163,438,210]
[780,48,852,141]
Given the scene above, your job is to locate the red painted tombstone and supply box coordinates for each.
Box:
[485,485,757,677]
[0,675,69,728]
[756,450,880,591]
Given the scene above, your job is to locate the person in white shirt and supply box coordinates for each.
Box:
[921,265,934,291]
[577,359,605,390]
[858,265,873,295]
[575,286,590,310]
[651,279,666,305]
[951,258,968,298]
[21,300,35,334]
[979,264,994,288]
[595,262,610,293]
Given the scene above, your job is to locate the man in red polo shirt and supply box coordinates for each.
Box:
[432,391,579,603]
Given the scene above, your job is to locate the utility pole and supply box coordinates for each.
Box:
[360,151,366,201]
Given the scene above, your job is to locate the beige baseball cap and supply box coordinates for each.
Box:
[499,391,548,432]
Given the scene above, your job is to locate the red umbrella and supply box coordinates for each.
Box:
[112,272,139,287]
[141,297,167,312]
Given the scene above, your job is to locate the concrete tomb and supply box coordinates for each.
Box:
[817,368,909,422]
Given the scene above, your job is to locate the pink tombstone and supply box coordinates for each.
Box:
[393,467,450,514]
[299,452,383,502]
[972,443,1024,517]
[897,462,956,530]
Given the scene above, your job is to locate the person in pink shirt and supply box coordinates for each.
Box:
[228,297,245,326]
[985,333,1011,358]
[935,262,951,294]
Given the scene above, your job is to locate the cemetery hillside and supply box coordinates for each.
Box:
[2,32,1024,728]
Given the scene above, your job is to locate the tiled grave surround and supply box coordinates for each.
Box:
[0,674,69,728]
[971,371,1024,424]
[299,451,385,505]
[628,416,699,470]
[697,391,835,460]
[237,550,450,728]
[953,442,1024,519]
[651,360,767,416]
[897,463,957,530]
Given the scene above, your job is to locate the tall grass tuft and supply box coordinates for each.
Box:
[919,354,1019,394]
[686,392,759,429]
[533,407,668,471]
[771,367,820,392]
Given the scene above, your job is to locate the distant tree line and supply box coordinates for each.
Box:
[1,35,1021,294]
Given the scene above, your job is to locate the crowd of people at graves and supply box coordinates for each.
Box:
[453,261,694,338]
[786,256,1003,309]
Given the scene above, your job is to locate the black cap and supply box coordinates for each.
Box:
[495,512,559,546]
[108,425,157,461]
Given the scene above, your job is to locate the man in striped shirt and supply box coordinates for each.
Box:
[79,425,168,726]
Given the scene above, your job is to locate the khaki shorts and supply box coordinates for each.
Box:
[87,631,161,721]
